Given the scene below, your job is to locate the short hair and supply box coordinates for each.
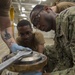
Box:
[17,20,31,28]
[30,4,44,18]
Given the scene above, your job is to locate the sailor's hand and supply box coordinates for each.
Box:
[10,43,32,53]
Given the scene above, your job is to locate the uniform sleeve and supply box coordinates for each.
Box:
[35,32,45,44]
[69,14,75,65]
[0,0,12,16]
[52,7,75,75]
[56,2,75,13]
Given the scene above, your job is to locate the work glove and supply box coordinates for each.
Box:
[19,71,42,75]
[10,43,32,53]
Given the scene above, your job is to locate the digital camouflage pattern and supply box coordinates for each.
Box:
[51,66,75,75]
[44,45,58,72]
[44,6,75,74]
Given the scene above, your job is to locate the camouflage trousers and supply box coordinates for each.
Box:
[43,45,73,73]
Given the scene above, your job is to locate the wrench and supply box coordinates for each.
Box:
[0,50,32,72]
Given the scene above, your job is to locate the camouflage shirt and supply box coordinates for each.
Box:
[51,6,75,75]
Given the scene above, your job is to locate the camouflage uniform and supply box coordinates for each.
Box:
[51,66,75,75]
[44,6,75,73]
